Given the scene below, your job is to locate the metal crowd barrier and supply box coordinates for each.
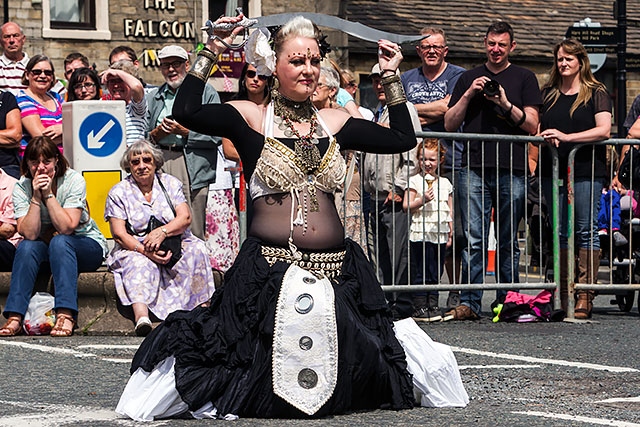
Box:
[568,139,640,318]
[369,132,559,310]
[233,132,640,318]
[235,132,560,311]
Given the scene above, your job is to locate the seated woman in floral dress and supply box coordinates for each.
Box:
[105,140,215,336]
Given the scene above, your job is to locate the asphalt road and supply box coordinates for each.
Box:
[1,292,640,427]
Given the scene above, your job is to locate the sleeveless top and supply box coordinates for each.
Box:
[249,102,347,255]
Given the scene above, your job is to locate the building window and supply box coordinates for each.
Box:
[50,0,95,30]
[42,0,110,40]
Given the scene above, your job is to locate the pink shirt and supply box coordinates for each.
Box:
[0,169,22,247]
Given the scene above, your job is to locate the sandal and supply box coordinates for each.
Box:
[50,313,75,337]
[0,316,22,337]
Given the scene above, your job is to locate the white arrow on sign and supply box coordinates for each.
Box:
[87,119,115,149]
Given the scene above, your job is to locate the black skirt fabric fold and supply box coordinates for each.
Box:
[130,237,414,418]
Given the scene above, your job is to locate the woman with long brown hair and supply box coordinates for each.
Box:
[538,38,612,318]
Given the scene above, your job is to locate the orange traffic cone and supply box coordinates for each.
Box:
[487,209,496,276]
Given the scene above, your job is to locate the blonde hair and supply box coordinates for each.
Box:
[273,16,320,57]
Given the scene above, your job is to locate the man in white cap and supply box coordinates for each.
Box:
[361,63,421,320]
[147,45,221,240]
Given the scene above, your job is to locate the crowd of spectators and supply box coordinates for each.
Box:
[0,16,631,337]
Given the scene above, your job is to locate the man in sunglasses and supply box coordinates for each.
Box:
[0,22,28,95]
[147,45,221,240]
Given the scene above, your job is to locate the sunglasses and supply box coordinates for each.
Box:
[246,70,268,81]
[159,60,186,70]
[130,156,154,166]
[30,69,54,77]
[73,82,96,91]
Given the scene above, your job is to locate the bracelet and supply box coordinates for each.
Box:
[189,48,219,82]
[381,68,397,76]
[504,103,513,117]
[30,199,40,206]
[380,73,407,107]
[514,109,527,127]
[134,242,141,253]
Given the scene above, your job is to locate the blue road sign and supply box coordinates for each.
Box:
[79,112,123,157]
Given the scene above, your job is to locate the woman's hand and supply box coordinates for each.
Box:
[540,128,569,147]
[145,249,172,265]
[42,124,63,140]
[142,226,167,253]
[205,14,247,54]
[377,39,403,74]
[32,172,53,200]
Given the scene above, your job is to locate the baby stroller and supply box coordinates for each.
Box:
[605,147,640,313]
[599,191,640,313]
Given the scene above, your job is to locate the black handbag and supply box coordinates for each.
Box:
[125,175,183,268]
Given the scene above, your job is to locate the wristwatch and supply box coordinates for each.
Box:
[44,193,55,200]
[161,227,168,236]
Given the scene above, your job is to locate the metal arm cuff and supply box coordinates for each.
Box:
[381,74,407,107]
[188,48,219,82]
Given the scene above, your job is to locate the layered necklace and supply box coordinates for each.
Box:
[272,90,324,174]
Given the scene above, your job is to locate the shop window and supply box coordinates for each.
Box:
[42,0,110,40]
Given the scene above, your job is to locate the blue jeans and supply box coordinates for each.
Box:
[457,167,525,315]
[3,234,104,317]
[542,176,603,250]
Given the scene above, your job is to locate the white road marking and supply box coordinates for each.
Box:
[0,400,170,426]
[452,346,639,373]
[458,364,541,370]
[597,396,640,403]
[0,341,137,363]
[513,410,640,427]
[0,340,96,358]
[76,344,139,350]
[101,358,134,363]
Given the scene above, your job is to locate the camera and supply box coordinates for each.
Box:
[483,79,501,97]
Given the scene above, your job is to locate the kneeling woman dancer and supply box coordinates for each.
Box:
[117,14,463,420]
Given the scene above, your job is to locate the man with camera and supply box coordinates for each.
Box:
[443,21,542,321]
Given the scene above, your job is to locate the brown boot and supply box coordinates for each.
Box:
[575,248,600,319]
[574,291,595,319]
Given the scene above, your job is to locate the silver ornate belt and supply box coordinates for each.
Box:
[261,245,345,281]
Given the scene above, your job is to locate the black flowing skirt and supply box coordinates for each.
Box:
[129,237,414,418]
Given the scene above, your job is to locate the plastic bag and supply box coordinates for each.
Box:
[393,318,469,407]
[23,292,55,335]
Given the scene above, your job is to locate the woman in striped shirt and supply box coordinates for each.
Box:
[16,54,63,156]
